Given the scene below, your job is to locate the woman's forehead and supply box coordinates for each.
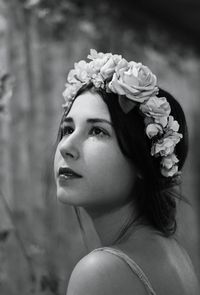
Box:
[66,91,111,121]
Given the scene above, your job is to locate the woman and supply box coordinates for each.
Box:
[54,49,199,294]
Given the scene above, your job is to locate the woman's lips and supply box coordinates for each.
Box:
[58,167,82,179]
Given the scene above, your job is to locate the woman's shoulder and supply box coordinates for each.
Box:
[66,233,199,295]
[120,232,199,295]
[66,249,149,295]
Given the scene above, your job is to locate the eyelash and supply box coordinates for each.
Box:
[90,127,109,137]
[60,125,109,138]
[60,125,73,137]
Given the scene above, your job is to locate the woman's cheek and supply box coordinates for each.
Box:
[54,148,60,179]
[84,141,120,176]
[85,140,114,162]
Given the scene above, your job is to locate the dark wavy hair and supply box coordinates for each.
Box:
[57,84,189,238]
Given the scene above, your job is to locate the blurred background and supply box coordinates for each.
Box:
[0,0,200,294]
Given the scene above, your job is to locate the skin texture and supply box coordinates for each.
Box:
[66,228,200,295]
[54,90,200,295]
[54,91,137,212]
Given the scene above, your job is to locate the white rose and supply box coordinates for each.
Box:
[109,60,158,103]
[151,137,176,157]
[68,60,90,84]
[161,164,178,177]
[91,73,104,88]
[87,49,111,60]
[161,154,179,170]
[140,96,171,128]
[91,56,110,72]
[63,82,82,101]
[146,123,163,139]
[167,115,180,132]
[100,55,122,80]
[151,133,182,157]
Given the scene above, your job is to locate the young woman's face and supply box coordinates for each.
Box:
[54,91,138,211]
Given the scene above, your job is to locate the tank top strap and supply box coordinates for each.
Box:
[92,247,157,295]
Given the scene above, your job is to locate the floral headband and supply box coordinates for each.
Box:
[62,49,183,178]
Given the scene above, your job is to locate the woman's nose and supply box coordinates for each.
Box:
[59,134,80,160]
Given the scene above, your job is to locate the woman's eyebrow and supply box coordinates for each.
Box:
[64,117,113,126]
[87,118,113,126]
[63,117,73,123]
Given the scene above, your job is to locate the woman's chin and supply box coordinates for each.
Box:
[57,193,68,204]
[56,187,81,206]
[56,187,72,204]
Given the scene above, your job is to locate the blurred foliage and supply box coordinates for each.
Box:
[16,0,200,53]
[0,0,199,294]
[0,74,13,117]
[17,0,120,41]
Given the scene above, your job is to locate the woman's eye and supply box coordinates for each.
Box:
[61,125,74,136]
[89,127,109,137]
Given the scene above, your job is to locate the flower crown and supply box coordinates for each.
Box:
[62,49,183,178]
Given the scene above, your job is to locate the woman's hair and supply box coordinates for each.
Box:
[57,84,189,238]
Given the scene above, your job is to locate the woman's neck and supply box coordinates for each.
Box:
[85,201,139,247]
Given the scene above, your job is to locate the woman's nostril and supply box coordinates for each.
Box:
[59,139,80,160]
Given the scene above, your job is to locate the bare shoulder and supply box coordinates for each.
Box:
[123,233,200,295]
[66,249,148,295]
